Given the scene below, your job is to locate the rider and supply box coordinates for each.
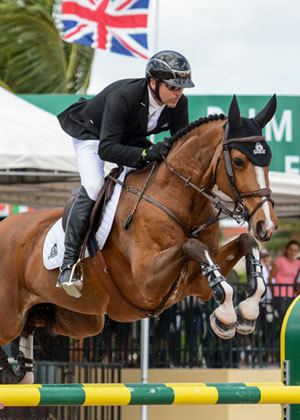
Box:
[57,50,195,298]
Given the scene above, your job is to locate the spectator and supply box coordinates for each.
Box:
[294,262,300,295]
[261,249,273,301]
[268,240,300,318]
[260,249,277,323]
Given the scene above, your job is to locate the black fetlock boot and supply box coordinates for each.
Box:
[57,186,95,298]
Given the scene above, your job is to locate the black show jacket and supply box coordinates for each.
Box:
[57,78,189,168]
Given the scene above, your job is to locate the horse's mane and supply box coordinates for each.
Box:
[168,114,226,146]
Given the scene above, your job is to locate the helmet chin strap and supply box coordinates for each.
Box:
[149,79,162,103]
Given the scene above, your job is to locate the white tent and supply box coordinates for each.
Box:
[269,171,300,218]
[0,87,77,174]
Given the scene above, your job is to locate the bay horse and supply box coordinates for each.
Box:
[0,95,278,384]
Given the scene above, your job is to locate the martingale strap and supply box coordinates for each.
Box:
[108,175,194,237]
[123,163,157,230]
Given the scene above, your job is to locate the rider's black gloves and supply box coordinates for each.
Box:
[141,140,170,163]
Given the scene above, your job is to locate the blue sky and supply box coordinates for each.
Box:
[88,0,300,95]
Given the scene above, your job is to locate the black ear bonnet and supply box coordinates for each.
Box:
[226,95,277,167]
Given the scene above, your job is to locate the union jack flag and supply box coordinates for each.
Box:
[58,0,152,59]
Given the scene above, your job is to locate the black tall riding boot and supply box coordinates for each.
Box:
[57,186,95,298]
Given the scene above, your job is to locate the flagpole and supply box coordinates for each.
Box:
[146,0,158,55]
[153,0,159,53]
[140,4,159,419]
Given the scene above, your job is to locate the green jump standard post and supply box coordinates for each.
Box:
[281,295,300,420]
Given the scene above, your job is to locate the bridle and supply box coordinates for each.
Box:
[109,123,274,238]
[210,123,274,223]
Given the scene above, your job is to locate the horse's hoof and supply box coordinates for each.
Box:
[209,312,236,340]
[235,306,256,335]
[61,280,83,299]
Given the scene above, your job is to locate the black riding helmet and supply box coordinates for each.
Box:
[146,50,195,90]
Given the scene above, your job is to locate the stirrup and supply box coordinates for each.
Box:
[59,259,84,299]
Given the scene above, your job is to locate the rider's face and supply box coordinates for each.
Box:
[150,79,184,108]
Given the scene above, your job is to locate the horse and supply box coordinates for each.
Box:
[0,95,278,384]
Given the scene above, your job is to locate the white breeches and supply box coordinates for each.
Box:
[73,139,105,200]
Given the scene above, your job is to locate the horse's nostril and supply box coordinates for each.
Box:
[257,220,267,238]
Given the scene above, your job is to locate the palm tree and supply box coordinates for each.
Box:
[0,0,94,93]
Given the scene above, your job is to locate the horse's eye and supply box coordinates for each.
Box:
[233,158,244,168]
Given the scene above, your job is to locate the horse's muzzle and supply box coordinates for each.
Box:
[254,219,278,242]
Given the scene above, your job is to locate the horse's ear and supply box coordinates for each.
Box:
[254,94,277,128]
[228,95,242,131]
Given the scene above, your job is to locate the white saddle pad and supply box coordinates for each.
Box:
[43,167,129,270]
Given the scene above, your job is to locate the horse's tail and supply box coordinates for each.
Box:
[22,303,56,337]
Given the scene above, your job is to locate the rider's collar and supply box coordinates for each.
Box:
[148,86,165,111]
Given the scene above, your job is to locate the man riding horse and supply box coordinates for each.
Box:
[0,89,278,383]
[57,50,195,298]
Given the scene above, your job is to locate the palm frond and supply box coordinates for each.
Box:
[0,4,67,92]
[65,43,95,94]
[0,3,94,93]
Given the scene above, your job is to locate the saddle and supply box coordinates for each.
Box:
[62,166,123,257]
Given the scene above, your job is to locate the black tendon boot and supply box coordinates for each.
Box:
[57,186,95,298]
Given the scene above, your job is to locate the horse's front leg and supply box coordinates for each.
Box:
[182,238,236,340]
[214,233,265,335]
[234,234,265,335]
